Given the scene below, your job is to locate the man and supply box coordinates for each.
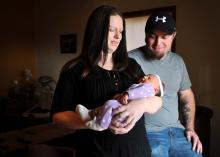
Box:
[129,11,203,157]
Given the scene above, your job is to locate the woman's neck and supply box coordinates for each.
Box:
[98,52,114,70]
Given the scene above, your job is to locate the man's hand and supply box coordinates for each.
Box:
[186,130,203,154]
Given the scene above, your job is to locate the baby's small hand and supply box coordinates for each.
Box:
[119,93,129,105]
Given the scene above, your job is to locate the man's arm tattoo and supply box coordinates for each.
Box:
[182,103,191,129]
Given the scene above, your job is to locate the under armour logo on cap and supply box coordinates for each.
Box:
[155,16,166,23]
[145,11,176,34]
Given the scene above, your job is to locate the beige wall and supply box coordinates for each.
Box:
[0,1,36,96]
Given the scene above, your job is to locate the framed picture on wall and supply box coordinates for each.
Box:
[60,34,77,53]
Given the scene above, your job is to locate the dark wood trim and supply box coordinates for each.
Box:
[123,5,176,19]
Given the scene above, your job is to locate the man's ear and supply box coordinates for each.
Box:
[145,33,150,43]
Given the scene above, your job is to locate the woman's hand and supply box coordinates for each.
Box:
[109,98,146,134]
[109,97,162,134]
[113,98,146,126]
[109,121,135,134]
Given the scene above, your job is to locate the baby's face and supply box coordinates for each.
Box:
[140,74,160,94]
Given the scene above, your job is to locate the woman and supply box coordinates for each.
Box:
[51,5,161,157]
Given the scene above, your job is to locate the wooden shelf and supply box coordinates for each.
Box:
[0,123,75,156]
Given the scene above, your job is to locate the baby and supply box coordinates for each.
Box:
[76,74,164,131]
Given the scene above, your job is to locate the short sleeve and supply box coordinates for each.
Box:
[179,57,192,91]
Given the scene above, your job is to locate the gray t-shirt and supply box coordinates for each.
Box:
[129,46,191,132]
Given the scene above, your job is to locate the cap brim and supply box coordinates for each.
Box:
[150,26,175,35]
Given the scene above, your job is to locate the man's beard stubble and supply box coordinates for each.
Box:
[143,46,165,60]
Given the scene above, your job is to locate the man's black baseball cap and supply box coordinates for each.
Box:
[145,11,176,34]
